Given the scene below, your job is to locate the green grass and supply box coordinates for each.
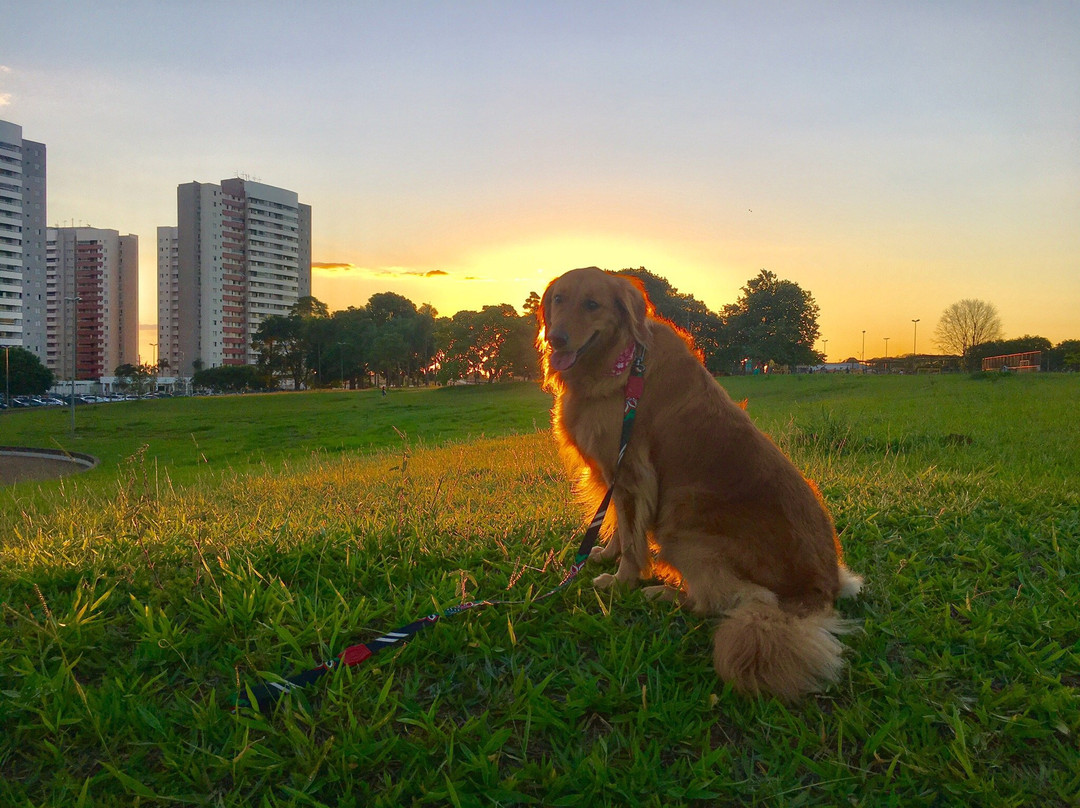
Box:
[0,384,551,488]
[2,375,1078,806]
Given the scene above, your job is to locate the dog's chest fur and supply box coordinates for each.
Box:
[556,388,627,483]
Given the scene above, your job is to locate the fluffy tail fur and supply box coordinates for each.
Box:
[712,598,855,701]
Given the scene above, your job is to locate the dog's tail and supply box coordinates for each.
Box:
[711,597,856,701]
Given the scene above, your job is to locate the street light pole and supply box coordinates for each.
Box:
[861,330,866,362]
[911,319,920,373]
[337,341,346,389]
[4,345,9,409]
[823,339,828,362]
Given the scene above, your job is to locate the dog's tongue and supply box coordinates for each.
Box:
[549,350,577,372]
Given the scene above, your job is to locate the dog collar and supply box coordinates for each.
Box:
[610,342,637,376]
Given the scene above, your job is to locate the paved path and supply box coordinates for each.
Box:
[0,449,98,485]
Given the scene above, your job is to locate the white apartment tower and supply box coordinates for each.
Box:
[0,120,47,351]
[165,178,312,375]
[46,228,138,380]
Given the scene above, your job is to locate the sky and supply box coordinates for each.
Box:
[2,1,1078,363]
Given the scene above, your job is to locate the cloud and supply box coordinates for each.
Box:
[311,262,460,280]
[0,93,11,108]
[139,323,157,331]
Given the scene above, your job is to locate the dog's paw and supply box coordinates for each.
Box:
[589,544,619,563]
[642,584,680,603]
[592,572,617,589]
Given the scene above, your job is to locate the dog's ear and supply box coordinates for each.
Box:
[614,274,651,347]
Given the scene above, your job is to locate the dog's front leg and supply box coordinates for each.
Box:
[588,515,623,562]
[593,485,650,590]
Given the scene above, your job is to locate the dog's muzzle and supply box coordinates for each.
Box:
[548,330,599,372]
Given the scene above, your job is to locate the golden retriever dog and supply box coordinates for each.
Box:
[538,267,862,701]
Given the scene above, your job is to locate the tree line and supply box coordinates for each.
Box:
[8,268,1077,398]
[189,268,827,392]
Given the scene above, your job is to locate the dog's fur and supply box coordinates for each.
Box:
[538,267,862,701]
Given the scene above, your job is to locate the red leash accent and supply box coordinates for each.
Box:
[340,645,373,666]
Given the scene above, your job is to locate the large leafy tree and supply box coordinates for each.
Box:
[435,304,534,383]
[934,299,1003,360]
[1050,339,1080,372]
[293,296,333,386]
[252,313,307,389]
[330,306,374,388]
[5,347,54,396]
[251,296,337,389]
[722,270,821,369]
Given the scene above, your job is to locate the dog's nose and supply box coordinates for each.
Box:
[547,329,569,350]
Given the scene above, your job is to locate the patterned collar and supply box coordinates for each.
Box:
[610,342,637,376]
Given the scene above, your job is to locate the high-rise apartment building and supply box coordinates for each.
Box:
[156,225,179,373]
[46,227,138,380]
[162,178,311,375]
[0,119,47,351]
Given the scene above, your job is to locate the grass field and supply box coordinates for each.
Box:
[2,374,1078,806]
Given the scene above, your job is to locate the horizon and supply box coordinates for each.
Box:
[3,2,1078,364]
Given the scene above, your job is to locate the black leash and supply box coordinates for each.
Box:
[232,345,646,711]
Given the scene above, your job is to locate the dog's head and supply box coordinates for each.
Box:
[537,267,651,385]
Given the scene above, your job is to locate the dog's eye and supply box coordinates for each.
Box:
[552,294,563,305]
[583,299,600,311]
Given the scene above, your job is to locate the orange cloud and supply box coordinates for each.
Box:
[311,262,459,280]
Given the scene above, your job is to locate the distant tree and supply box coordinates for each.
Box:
[293,295,330,319]
[252,314,307,388]
[331,306,375,388]
[500,313,540,381]
[293,296,332,386]
[434,304,527,383]
[1050,339,1080,371]
[522,291,541,317]
[408,304,439,384]
[367,291,418,324]
[934,299,1003,361]
[192,364,272,393]
[114,362,156,395]
[723,270,821,370]
[6,347,54,396]
[369,317,411,387]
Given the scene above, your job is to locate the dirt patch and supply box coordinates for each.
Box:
[0,447,99,485]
